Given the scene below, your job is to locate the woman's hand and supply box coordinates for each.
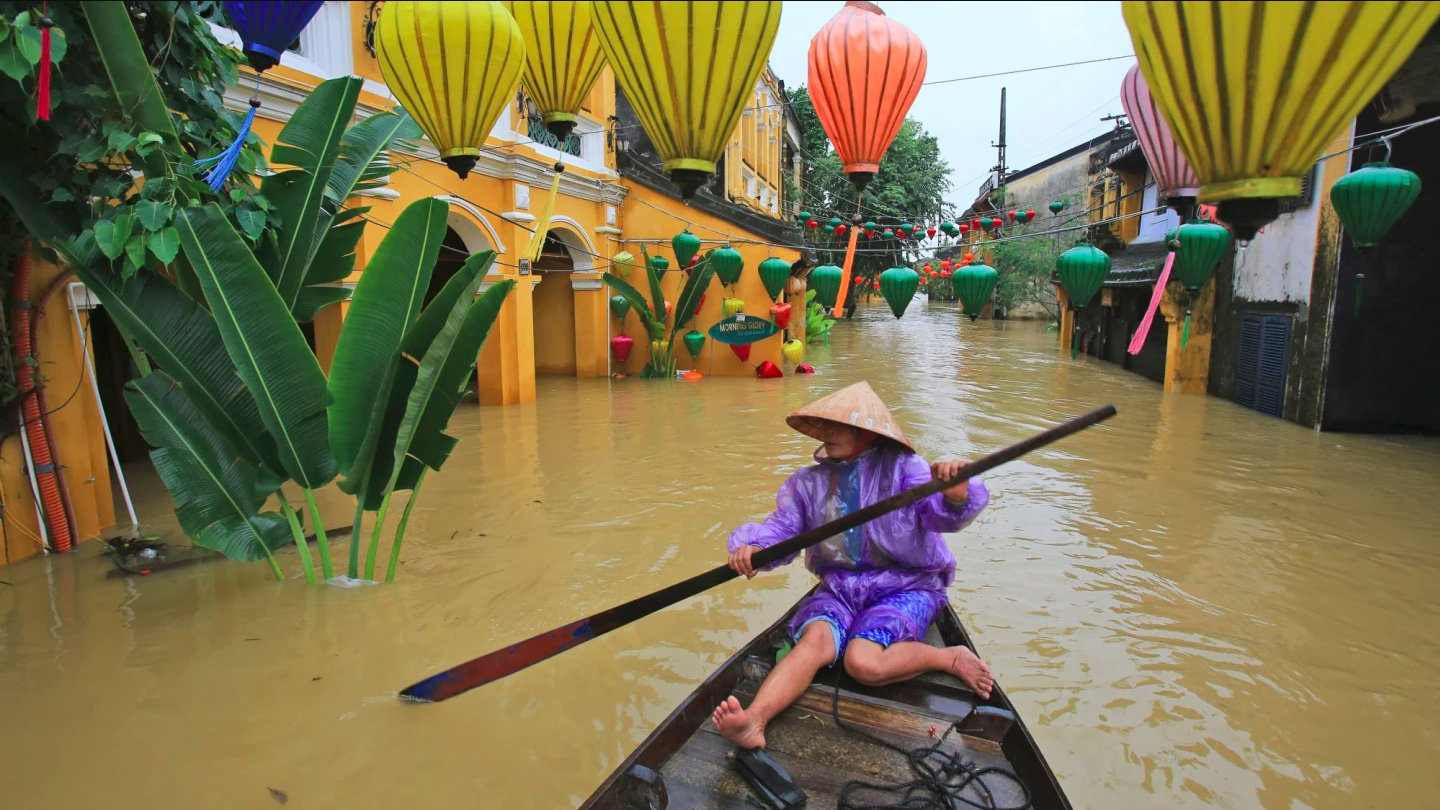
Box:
[932,460,970,502]
[729,544,762,579]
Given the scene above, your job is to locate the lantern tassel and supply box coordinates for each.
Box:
[1071,331,1079,359]
[1128,251,1174,355]
[196,77,262,193]
[524,163,565,263]
[832,207,862,318]
[36,11,52,121]
[1354,273,1364,318]
[1181,312,1192,348]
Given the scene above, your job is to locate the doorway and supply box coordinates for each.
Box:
[532,231,578,376]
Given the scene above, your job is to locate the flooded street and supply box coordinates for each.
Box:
[3,301,1439,809]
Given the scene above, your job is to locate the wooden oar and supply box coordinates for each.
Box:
[400,404,1117,703]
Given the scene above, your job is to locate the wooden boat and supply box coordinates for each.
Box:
[580,592,1072,810]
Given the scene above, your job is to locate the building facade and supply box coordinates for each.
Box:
[3,1,807,564]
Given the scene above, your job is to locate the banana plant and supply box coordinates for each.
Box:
[603,247,715,378]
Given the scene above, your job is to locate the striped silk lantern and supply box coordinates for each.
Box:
[375,1,525,180]
[722,298,746,318]
[782,339,805,365]
[758,257,792,301]
[878,267,919,319]
[197,1,325,190]
[1120,62,1199,216]
[1123,0,1440,240]
[1057,245,1112,357]
[502,1,607,140]
[810,264,843,309]
[591,1,781,198]
[953,263,997,321]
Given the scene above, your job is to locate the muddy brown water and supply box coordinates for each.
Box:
[3,302,1438,809]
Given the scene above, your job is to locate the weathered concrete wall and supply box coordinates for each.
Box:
[1233,205,1322,303]
[1005,153,1091,214]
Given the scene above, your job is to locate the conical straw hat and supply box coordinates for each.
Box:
[786,381,914,453]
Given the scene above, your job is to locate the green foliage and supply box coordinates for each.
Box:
[0,1,270,280]
[124,371,290,574]
[604,249,715,378]
[786,86,955,281]
[177,204,338,489]
[989,234,1066,322]
[804,289,835,346]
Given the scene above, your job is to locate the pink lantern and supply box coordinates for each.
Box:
[611,335,634,362]
[1120,63,1200,206]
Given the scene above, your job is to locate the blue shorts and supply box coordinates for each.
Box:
[791,589,944,665]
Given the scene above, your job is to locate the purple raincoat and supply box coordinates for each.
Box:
[729,445,988,659]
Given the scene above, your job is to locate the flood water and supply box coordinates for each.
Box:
[3,301,1439,809]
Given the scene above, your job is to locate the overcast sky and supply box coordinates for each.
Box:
[767,1,1137,210]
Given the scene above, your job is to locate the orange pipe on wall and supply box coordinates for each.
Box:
[10,252,74,552]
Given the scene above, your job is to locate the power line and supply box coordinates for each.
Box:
[921,55,1136,87]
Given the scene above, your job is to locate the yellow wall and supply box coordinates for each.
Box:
[615,185,804,376]
[533,273,578,375]
[1,257,116,564]
[724,68,788,219]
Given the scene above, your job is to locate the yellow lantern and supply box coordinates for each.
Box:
[1123,0,1440,240]
[375,1,525,179]
[502,1,607,141]
[782,339,804,366]
[590,1,782,198]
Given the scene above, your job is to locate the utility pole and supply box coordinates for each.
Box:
[990,87,1007,186]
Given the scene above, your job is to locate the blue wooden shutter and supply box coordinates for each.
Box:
[1234,313,1290,417]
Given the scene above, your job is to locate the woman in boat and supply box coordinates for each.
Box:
[712,381,994,751]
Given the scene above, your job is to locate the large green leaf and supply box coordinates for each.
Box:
[669,261,715,339]
[69,258,278,472]
[125,372,291,562]
[357,251,497,507]
[602,272,662,339]
[324,109,421,212]
[329,198,448,491]
[177,204,336,489]
[387,272,513,493]
[256,76,362,310]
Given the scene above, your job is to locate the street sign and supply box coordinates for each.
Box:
[708,313,779,345]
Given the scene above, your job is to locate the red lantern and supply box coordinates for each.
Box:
[770,302,792,330]
[1026,209,1036,220]
[835,224,847,235]
[941,269,952,278]
[923,264,933,273]
[1007,211,1017,222]
[796,363,815,374]
[807,219,818,229]
[756,360,784,379]
[730,343,752,362]
[959,224,969,235]
[972,219,981,230]
[610,335,634,362]
[991,218,1003,229]
[964,252,974,262]
[926,227,936,237]
[865,229,876,238]
[940,259,951,270]
[872,280,880,290]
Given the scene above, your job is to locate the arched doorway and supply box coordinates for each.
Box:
[428,227,471,305]
[531,225,594,376]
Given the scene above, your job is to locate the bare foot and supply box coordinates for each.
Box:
[711,695,766,749]
[948,646,994,699]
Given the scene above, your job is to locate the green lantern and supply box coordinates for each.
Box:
[1056,244,1111,310]
[1049,201,1064,214]
[1169,222,1232,347]
[758,257,791,301]
[798,211,813,223]
[863,220,878,232]
[1171,223,1231,292]
[879,266,920,318]
[711,245,744,286]
[827,216,843,228]
[824,224,835,233]
[953,263,998,321]
[810,264,843,308]
[882,228,896,240]
[671,230,701,267]
[650,255,671,275]
[609,295,631,320]
[1330,162,1421,248]
[900,222,914,234]
[683,329,706,359]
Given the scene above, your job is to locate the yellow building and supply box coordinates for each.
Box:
[1,1,807,564]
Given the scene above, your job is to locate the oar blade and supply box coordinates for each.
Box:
[400,618,597,703]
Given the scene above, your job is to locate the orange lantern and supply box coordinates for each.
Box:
[964,252,974,262]
[808,2,926,191]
